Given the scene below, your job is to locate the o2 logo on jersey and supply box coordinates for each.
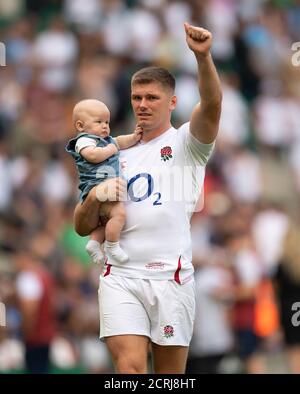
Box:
[291,302,300,327]
[127,173,162,206]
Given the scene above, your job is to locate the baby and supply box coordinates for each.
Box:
[66,99,142,264]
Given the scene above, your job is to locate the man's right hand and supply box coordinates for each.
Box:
[184,22,212,58]
[95,177,127,202]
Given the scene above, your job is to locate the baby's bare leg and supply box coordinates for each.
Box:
[74,178,126,237]
[90,226,105,243]
[101,202,128,263]
[86,226,106,265]
[103,202,126,242]
[74,187,101,236]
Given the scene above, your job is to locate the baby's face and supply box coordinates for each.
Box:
[81,106,111,138]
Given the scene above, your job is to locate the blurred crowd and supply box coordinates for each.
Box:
[0,0,300,374]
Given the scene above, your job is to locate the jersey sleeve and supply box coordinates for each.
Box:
[75,137,97,154]
[180,122,215,166]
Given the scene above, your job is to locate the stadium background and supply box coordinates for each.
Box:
[0,0,300,374]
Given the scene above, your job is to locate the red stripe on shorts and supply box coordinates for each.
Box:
[174,256,182,284]
[103,262,111,277]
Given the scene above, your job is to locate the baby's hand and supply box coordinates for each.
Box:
[107,143,118,155]
[134,125,143,142]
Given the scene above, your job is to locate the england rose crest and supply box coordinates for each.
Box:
[161,146,172,161]
[163,325,174,338]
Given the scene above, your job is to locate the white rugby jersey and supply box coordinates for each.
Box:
[103,122,214,282]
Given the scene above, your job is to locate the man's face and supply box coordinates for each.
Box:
[131,82,176,132]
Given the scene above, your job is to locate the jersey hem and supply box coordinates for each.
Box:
[101,265,194,282]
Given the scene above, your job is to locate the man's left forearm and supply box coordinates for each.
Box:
[196,52,222,109]
[184,23,222,143]
[189,52,222,143]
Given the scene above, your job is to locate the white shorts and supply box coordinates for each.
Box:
[98,274,195,346]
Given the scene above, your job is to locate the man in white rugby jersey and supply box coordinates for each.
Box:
[74,23,222,374]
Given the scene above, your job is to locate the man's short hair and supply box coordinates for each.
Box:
[131,66,175,93]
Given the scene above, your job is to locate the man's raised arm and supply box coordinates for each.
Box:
[184,23,222,144]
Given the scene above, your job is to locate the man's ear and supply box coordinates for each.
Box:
[75,120,84,131]
[170,95,177,110]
